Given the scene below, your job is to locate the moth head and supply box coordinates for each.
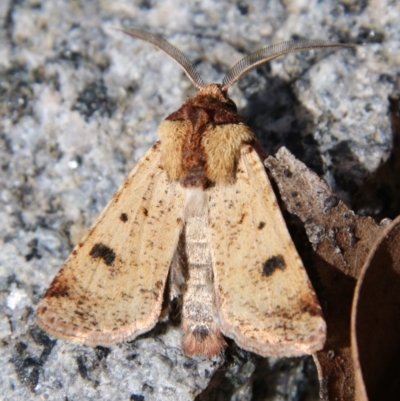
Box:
[117,28,355,93]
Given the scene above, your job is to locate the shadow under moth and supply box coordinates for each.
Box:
[36,29,352,357]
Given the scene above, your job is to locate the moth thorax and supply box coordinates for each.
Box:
[158,119,254,186]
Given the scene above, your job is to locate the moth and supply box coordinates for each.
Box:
[36,29,351,357]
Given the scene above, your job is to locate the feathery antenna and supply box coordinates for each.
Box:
[222,40,355,91]
[118,28,205,89]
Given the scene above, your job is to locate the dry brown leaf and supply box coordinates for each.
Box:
[351,215,400,401]
[265,147,387,401]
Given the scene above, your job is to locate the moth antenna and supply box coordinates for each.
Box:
[222,40,356,91]
[117,28,205,89]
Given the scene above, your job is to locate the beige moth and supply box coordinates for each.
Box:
[36,29,350,357]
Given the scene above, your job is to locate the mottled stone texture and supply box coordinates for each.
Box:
[1,0,399,400]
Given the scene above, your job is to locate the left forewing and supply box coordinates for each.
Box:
[208,144,326,357]
[36,143,186,346]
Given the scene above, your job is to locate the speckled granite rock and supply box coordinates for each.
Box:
[1,0,399,400]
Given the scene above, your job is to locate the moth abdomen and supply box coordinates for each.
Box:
[179,189,226,356]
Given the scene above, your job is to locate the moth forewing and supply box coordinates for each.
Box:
[209,145,326,357]
[36,143,186,345]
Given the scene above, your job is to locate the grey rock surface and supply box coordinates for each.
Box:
[1,0,399,400]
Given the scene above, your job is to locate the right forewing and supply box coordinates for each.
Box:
[36,142,185,346]
[208,144,326,357]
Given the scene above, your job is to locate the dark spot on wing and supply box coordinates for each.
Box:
[89,243,116,266]
[258,221,265,230]
[141,207,148,216]
[262,255,286,277]
[120,213,128,222]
